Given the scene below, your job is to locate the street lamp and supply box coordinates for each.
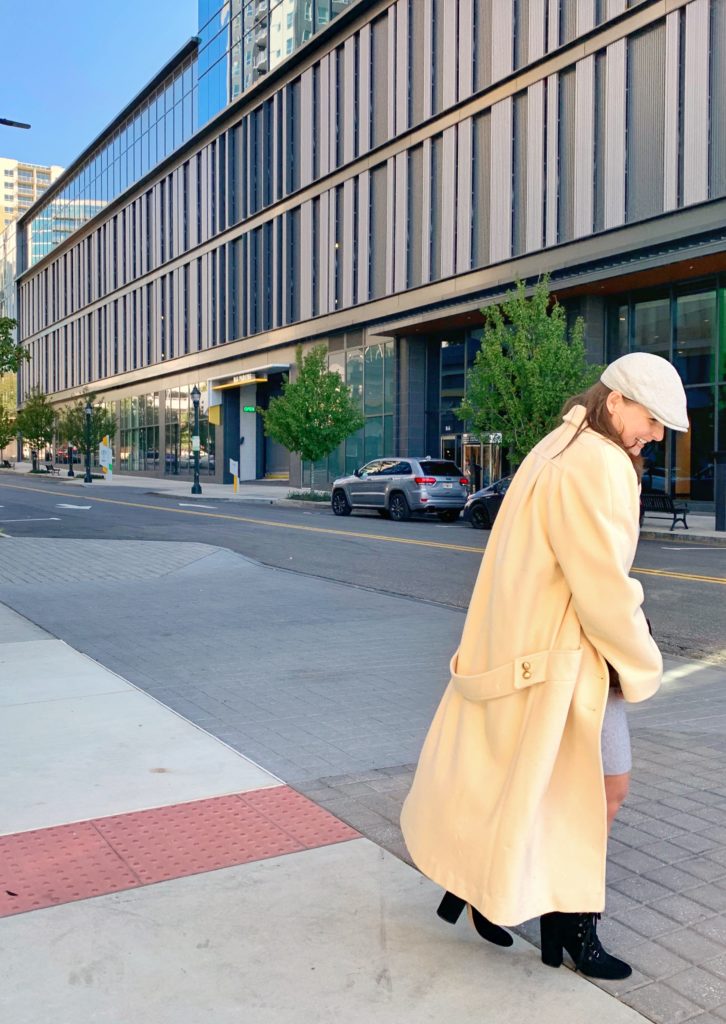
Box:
[191,385,202,495]
[67,442,75,477]
[84,401,93,483]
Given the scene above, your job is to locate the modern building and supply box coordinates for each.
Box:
[14,0,726,501]
[0,158,62,236]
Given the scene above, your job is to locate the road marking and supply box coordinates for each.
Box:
[0,517,61,523]
[663,546,725,552]
[1,480,724,585]
[178,502,217,509]
[56,504,92,509]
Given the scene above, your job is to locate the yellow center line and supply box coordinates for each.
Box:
[1,480,725,583]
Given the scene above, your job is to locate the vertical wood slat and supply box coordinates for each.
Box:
[358,171,370,303]
[545,75,559,246]
[458,0,474,101]
[394,152,408,291]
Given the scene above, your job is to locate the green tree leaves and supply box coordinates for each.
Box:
[458,279,602,466]
[0,318,29,376]
[260,345,364,478]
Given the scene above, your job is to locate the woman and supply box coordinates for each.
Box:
[400,352,689,980]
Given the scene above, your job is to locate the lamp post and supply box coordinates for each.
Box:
[191,385,202,495]
[84,401,93,483]
[67,442,75,477]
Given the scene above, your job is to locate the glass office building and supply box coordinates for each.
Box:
[14,0,726,500]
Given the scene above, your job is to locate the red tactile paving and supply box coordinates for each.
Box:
[0,786,359,918]
[0,821,140,917]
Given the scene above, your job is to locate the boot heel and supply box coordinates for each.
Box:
[437,891,465,924]
[540,915,564,968]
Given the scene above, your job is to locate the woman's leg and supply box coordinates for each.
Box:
[604,771,630,832]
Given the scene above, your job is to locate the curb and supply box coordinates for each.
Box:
[639,529,726,547]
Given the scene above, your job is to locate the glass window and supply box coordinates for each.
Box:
[632,297,670,358]
[346,347,363,408]
[674,291,716,386]
[364,417,384,461]
[364,344,384,414]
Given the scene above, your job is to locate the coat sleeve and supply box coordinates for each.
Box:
[547,443,662,703]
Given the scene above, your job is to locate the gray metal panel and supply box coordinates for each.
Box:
[423,0,433,121]
[188,157,198,250]
[528,0,546,60]
[443,0,458,108]
[421,138,432,281]
[329,51,338,170]
[395,0,408,135]
[357,171,370,303]
[664,12,679,211]
[386,157,395,295]
[319,189,330,314]
[441,126,457,278]
[711,0,726,198]
[574,56,595,238]
[684,0,709,205]
[627,20,666,222]
[301,69,314,186]
[577,0,595,35]
[358,24,371,155]
[456,119,473,273]
[547,0,559,50]
[319,54,330,177]
[604,39,626,228]
[394,152,408,292]
[301,197,311,313]
[388,7,396,139]
[474,0,492,91]
[344,36,356,164]
[490,97,513,263]
[545,74,559,246]
[458,0,474,100]
[272,215,281,329]
[608,0,626,15]
[492,0,513,81]
[275,92,283,203]
[343,178,355,307]
[526,80,544,251]
[188,258,198,352]
[200,149,210,244]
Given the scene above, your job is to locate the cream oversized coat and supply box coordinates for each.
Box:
[400,406,663,925]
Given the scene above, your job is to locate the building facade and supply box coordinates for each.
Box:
[14,0,726,501]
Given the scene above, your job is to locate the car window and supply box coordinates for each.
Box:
[377,459,400,475]
[418,461,462,477]
[360,461,381,476]
[388,461,412,475]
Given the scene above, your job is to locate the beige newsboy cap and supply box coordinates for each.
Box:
[600,352,689,432]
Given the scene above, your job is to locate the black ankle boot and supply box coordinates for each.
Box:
[436,891,513,948]
[540,912,632,980]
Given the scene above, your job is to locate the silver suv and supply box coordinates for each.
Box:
[331,458,469,522]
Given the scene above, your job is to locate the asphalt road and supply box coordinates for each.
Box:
[0,475,724,663]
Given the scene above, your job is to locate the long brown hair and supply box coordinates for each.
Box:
[560,382,644,480]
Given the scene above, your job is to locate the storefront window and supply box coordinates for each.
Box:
[119,393,160,472]
[632,297,670,359]
[674,291,716,386]
[164,383,215,475]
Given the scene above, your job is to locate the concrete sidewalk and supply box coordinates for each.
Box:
[0,601,647,1024]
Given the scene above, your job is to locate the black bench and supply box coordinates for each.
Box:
[639,493,689,530]
[44,462,61,476]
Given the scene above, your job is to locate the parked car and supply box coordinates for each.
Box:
[331,457,469,522]
[463,476,513,529]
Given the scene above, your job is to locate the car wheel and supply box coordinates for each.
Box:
[377,508,390,519]
[469,504,490,530]
[388,492,410,522]
[436,510,460,523]
[331,489,352,516]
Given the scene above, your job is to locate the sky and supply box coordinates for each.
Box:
[1,0,198,170]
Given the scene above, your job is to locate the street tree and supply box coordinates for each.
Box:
[457,278,602,467]
[259,344,364,490]
[0,402,15,454]
[0,318,29,376]
[16,389,55,470]
[56,394,117,464]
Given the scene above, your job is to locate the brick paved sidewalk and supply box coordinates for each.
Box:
[1,537,725,1022]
